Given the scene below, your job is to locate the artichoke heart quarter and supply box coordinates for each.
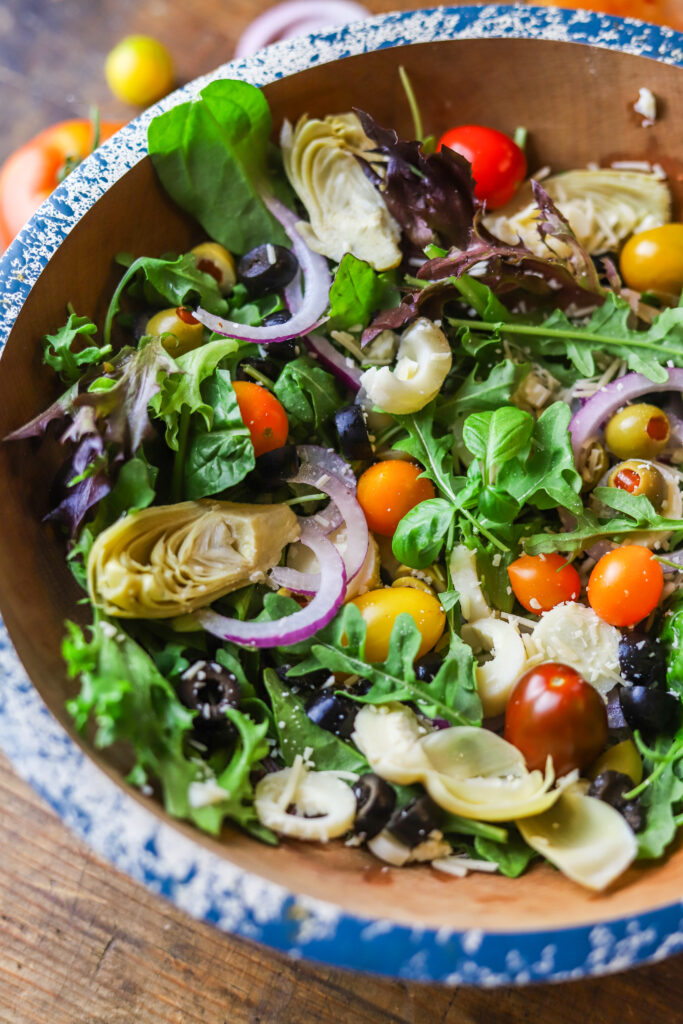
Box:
[281,113,402,271]
[88,500,300,618]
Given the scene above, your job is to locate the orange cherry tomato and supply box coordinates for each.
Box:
[507,553,580,614]
[587,545,663,627]
[504,663,608,775]
[539,0,682,31]
[438,124,526,209]
[0,119,125,251]
[232,380,289,458]
[357,460,436,537]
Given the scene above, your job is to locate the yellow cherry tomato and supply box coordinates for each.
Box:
[146,306,204,356]
[619,223,683,297]
[350,587,445,663]
[105,35,174,107]
[588,739,643,786]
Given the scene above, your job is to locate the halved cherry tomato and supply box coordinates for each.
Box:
[232,380,289,457]
[438,125,527,209]
[357,460,435,537]
[0,119,125,251]
[507,553,580,614]
[587,545,663,627]
[504,662,608,775]
[619,223,683,297]
[349,587,445,662]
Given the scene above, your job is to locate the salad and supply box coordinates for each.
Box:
[8,77,683,891]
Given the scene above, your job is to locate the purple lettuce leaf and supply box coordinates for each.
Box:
[355,110,477,251]
[4,383,78,441]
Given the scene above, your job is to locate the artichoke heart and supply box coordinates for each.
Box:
[281,112,402,271]
[87,500,300,618]
[485,169,671,256]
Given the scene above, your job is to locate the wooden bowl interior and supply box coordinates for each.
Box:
[2,37,683,933]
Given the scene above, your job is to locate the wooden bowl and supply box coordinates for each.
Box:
[1,5,683,985]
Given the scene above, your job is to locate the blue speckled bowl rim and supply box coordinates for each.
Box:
[2,4,683,987]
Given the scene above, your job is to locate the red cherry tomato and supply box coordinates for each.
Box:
[0,119,125,251]
[507,553,580,614]
[357,460,435,537]
[232,380,289,458]
[587,545,663,627]
[438,125,527,210]
[504,663,608,776]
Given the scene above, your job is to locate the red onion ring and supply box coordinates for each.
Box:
[270,445,368,595]
[234,0,369,58]
[570,369,683,459]
[305,333,363,393]
[195,519,345,648]
[193,196,330,343]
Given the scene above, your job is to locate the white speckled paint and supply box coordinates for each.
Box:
[1,5,683,985]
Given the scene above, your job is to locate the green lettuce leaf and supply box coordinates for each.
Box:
[184,369,255,498]
[43,310,111,384]
[327,253,399,332]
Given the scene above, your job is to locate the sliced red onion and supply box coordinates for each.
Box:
[270,445,368,594]
[195,520,345,648]
[234,0,369,57]
[570,369,683,459]
[607,690,627,730]
[305,333,363,393]
[193,196,330,343]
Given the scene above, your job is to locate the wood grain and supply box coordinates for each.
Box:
[2,1,683,1020]
[1,751,683,1024]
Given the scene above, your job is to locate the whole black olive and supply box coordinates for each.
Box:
[414,651,444,683]
[619,684,683,738]
[250,444,300,488]
[233,356,282,383]
[387,795,441,848]
[334,405,374,461]
[179,661,240,754]
[352,773,397,840]
[275,663,334,693]
[588,770,645,833]
[237,244,299,297]
[261,310,292,327]
[305,691,359,738]
[618,631,667,688]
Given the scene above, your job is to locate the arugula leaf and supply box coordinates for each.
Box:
[661,592,683,698]
[327,254,399,332]
[293,604,481,726]
[498,402,583,516]
[105,253,229,345]
[43,311,111,384]
[449,294,683,384]
[524,487,683,554]
[633,731,683,860]
[273,356,342,435]
[148,79,289,254]
[436,360,529,421]
[150,336,240,449]
[263,668,368,772]
[392,497,455,569]
[184,369,255,498]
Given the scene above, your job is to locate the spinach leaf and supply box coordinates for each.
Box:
[263,669,368,772]
[148,79,289,254]
[105,253,229,345]
[184,369,255,498]
[473,831,537,878]
[273,356,342,435]
[292,603,481,726]
[392,497,455,569]
[327,253,400,332]
[462,406,534,484]
[43,310,111,384]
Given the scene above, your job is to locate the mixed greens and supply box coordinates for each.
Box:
[8,77,683,890]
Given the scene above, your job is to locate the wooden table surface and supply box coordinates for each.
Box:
[1,1,683,1021]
